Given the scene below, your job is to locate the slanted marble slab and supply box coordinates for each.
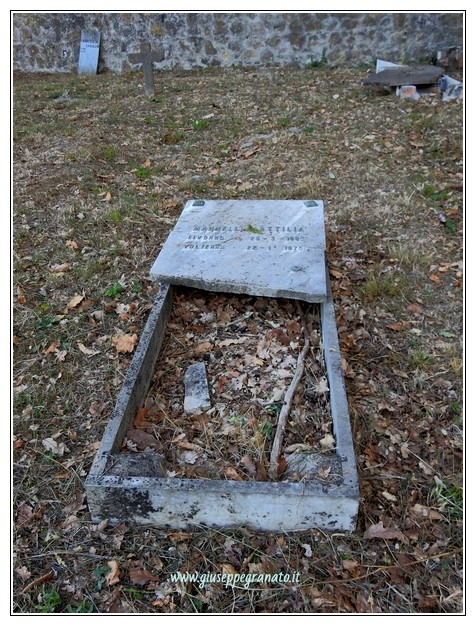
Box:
[150,199,327,303]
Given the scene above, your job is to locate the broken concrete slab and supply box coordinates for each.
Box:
[442,83,463,101]
[363,64,444,87]
[439,75,464,101]
[150,199,328,303]
[184,362,211,414]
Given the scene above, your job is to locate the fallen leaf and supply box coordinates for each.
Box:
[180,450,199,464]
[66,293,84,309]
[318,466,331,479]
[51,349,66,365]
[240,454,257,476]
[301,543,312,558]
[221,563,238,575]
[142,159,151,168]
[363,521,406,541]
[77,342,100,356]
[17,286,26,304]
[218,338,247,347]
[125,429,160,451]
[411,503,443,520]
[246,223,262,233]
[15,566,31,583]
[429,274,443,285]
[225,466,243,481]
[129,565,161,587]
[112,333,138,353]
[134,407,150,429]
[406,304,423,314]
[106,560,121,585]
[43,341,59,355]
[439,331,456,338]
[278,456,287,476]
[386,322,404,332]
[42,437,68,456]
[63,492,86,516]
[66,240,79,249]
[51,263,70,273]
[342,559,359,573]
[89,401,108,417]
[382,490,398,502]
[319,433,335,450]
[194,341,214,354]
[329,269,344,279]
[238,181,253,191]
[176,441,203,452]
[315,377,329,394]
[171,433,187,444]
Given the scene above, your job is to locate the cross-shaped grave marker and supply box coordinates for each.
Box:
[128,43,164,96]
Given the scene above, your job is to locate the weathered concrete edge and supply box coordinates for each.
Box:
[85,273,359,531]
[321,268,360,499]
[85,284,173,481]
[86,475,358,531]
[149,274,328,303]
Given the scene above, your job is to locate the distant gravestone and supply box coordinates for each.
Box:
[362,64,444,87]
[128,43,164,96]
[78,30,101,74]
[150,199,328,303]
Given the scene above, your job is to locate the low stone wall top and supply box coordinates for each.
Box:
[12,12,463,73]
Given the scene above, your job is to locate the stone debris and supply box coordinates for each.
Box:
[363,58,462,102]
[362,63,444,87]
[183,362,211,415]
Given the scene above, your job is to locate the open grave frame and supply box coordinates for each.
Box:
[85,274,360,532]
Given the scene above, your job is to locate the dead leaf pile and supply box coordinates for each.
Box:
[121,288,334,481]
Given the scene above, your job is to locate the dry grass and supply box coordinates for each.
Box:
[13,66,463,613]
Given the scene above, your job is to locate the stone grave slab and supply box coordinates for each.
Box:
[150,199,327,303]
[85,200,359,531]
[362,64,444,87]
[78,30,101,75]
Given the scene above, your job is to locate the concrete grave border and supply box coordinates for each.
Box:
[85,276,359,532]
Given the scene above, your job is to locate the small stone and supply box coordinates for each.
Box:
[184,362,211,414]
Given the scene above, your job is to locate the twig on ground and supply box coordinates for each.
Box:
[22,571,53,594]
[269,304,310,480]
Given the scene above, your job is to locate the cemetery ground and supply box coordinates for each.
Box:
[13,66,463,613]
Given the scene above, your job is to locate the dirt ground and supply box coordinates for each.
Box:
[13,65,463,613]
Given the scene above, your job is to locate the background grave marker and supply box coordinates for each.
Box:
[128,43,164,96]
[77,30,101,74]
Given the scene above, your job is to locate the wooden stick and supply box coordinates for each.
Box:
[22,571,53,594]
[269,311,310,481]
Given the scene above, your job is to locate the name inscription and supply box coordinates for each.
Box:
[183,223,310,252]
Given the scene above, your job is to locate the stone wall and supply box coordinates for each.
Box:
[12,12,463,74]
